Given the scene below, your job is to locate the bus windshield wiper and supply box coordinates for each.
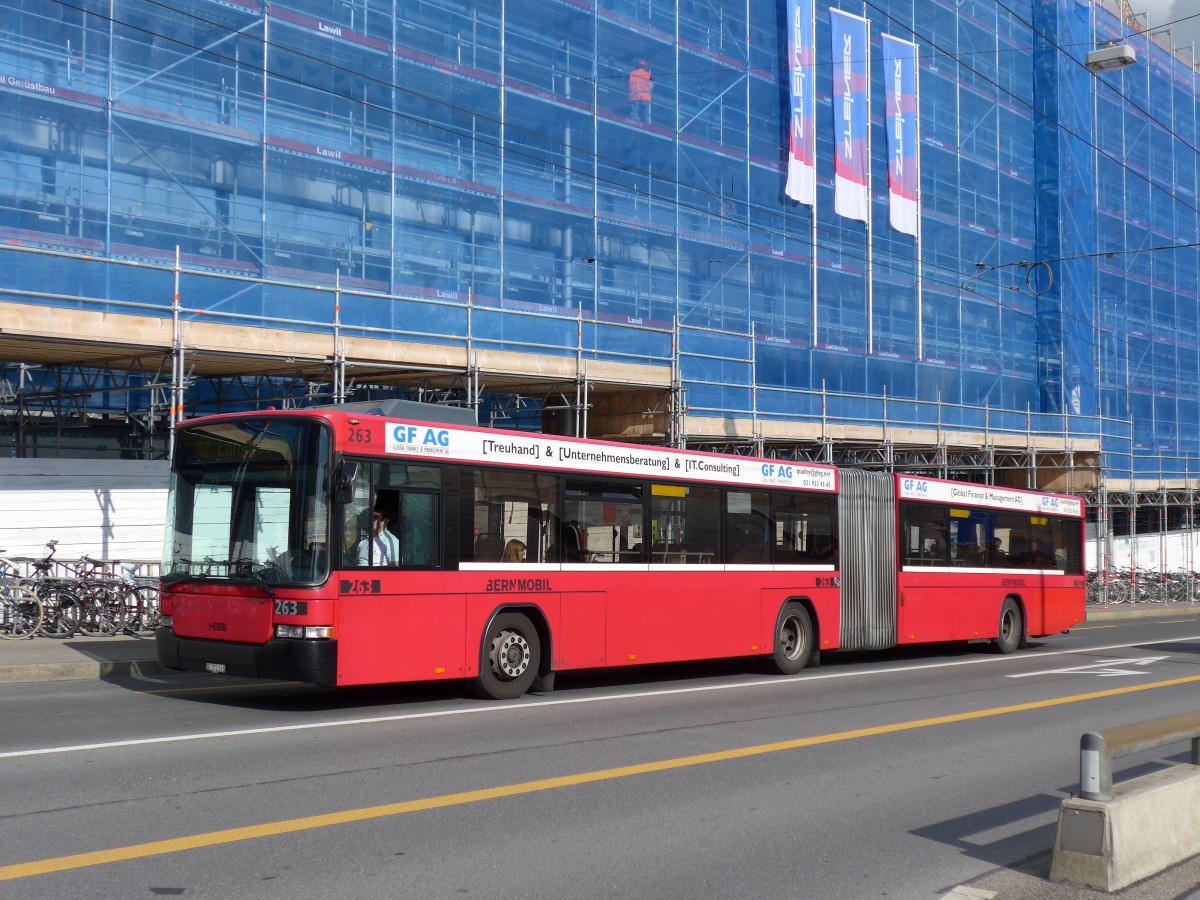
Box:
[230,558,277,598]
[162,569,210,590]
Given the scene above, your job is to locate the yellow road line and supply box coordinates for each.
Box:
[6,673,1200,882]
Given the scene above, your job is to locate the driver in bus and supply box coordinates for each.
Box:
[354,506,400,566]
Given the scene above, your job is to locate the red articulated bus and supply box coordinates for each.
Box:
[156,400,1086,698]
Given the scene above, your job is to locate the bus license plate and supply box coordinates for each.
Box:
[205,663,226,674]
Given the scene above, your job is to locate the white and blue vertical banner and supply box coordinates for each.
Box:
[784,0,816,205]
[830,8,870,223]
[881,34,920,236]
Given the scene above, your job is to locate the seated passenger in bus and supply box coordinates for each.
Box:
[502,539,527,562]
[958,543,982,567]
[1007,536,1029,566]
[1032,539,1057,568]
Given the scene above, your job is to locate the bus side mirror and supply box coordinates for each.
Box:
[334,458,360,504]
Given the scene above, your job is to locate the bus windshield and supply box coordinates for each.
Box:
[164,418,332,587]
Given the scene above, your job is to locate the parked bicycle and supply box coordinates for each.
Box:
[21,541,83,638]
[117,563,161,635]
[1087,567,1200,606]
[0,554,43,640]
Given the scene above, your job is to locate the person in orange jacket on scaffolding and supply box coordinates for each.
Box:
[628,58,652,124]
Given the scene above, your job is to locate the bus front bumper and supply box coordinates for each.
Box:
[156,628,337,686]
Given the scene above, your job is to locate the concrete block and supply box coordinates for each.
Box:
[1051,763,1200,891]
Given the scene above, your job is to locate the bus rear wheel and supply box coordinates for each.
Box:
[764,602,813,675]
[473,612,540,700]
[994,598,1023,654]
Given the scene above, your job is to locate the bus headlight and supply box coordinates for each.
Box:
[275,625,333,639]
[158,615,172,629]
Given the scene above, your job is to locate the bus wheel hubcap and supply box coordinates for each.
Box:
[781,617,802,659]
[491,630,531,679]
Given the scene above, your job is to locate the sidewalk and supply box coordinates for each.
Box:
[2,604,1198,687]
[0,633,159,684]
[1084,601,1200,622]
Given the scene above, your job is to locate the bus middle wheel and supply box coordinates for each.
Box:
[994,598,1024,654]
[474,612,541,700]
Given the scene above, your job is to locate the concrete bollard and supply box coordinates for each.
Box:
[1051,763,1200,891]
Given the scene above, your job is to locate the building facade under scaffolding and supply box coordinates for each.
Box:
[0,0,1198,547]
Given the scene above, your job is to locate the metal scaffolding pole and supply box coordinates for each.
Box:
[168,246,184,461]
[333,272,346,404]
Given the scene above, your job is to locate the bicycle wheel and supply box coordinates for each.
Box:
[38,584,81,638]
[121,583,160,634]
[0,585,42,639]
[77,583,123,636]
[1106,579,1130,605]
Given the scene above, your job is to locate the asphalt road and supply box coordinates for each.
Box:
[5,613,1200,899]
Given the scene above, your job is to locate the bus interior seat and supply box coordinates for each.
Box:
[473,536,504,561]
[559,524,582,560]
[731,542,765,564]
[806,535,834,561]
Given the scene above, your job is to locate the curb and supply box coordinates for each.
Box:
[1086,604,1200,621]
[0,658,160,685]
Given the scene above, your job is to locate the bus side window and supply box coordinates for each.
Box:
[364,463,442,568]
[771,492,835,563]
[725,491,770,564]
[467,470,559,564]
[649,484,719,564]
[564,479,643,563]
[900,502,946,566]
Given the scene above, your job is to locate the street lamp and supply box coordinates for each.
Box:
[1085,43,1137,73]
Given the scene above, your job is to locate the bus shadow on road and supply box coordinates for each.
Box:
[137,640,1049,713]
[139,657,773,712]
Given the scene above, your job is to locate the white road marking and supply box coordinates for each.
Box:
[1006,656,1169,678]
[3,635,1198,760]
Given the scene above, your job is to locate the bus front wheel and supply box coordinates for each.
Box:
[473,612,541,700]
[764,602,813,675]
[994,599,1023,655]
